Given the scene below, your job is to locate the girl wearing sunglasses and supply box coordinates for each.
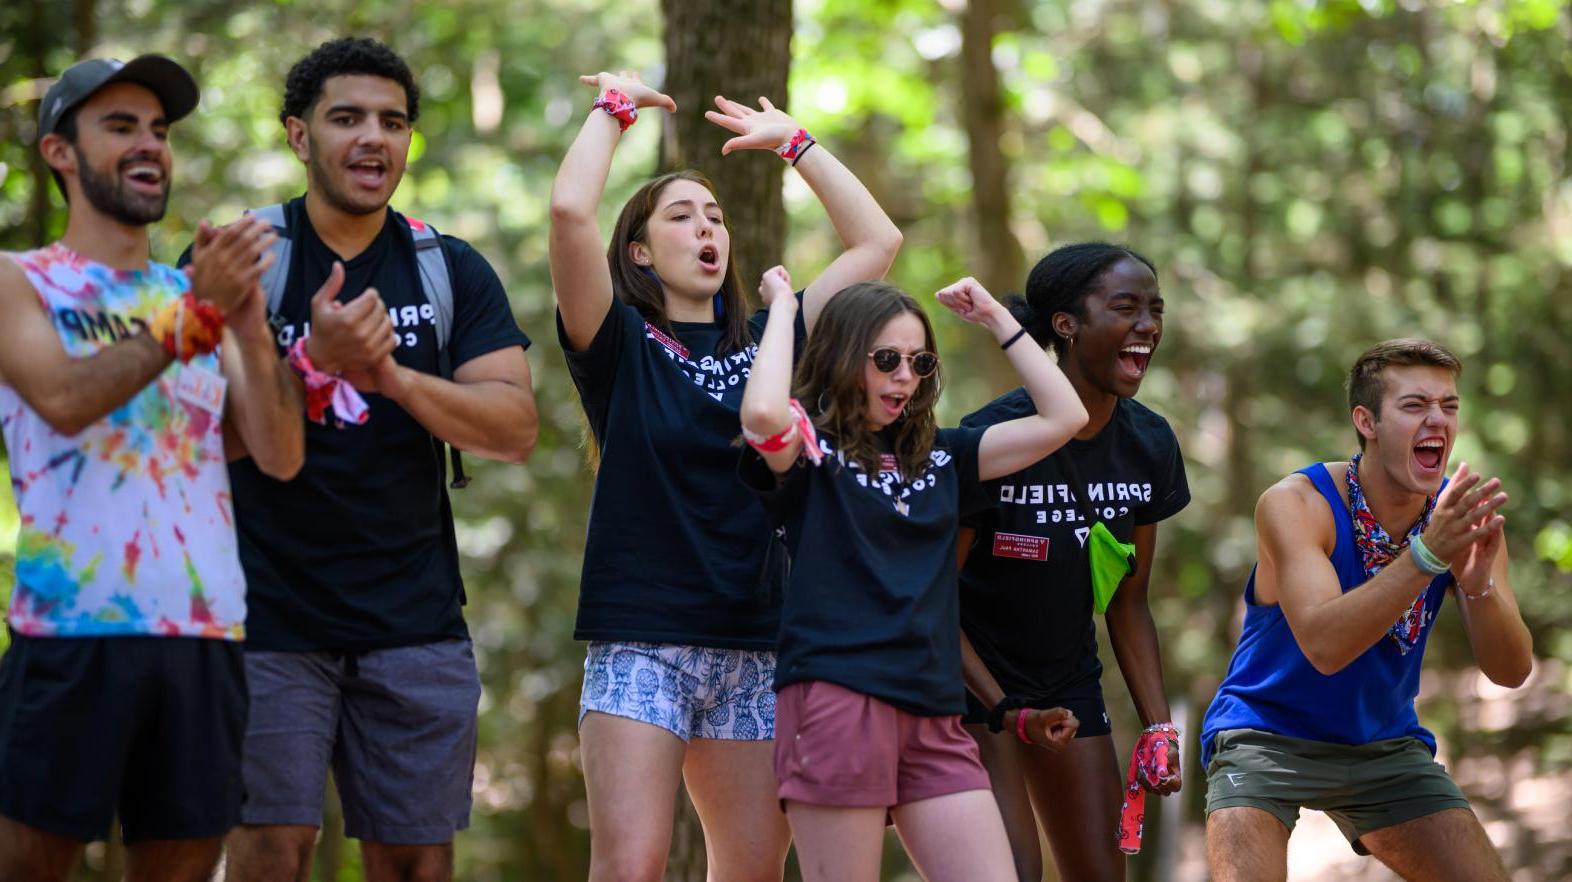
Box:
[550,69,902,882]
[956,243,1189,882]
[737,268,1086,882]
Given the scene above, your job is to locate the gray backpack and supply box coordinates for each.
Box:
[252,202,469,488]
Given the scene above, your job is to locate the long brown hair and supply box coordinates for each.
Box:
[607,170,753,355]
[794,282,942,479]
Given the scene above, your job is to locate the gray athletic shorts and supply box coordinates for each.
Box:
[1204,727,1471,854]
[239,639,481,844]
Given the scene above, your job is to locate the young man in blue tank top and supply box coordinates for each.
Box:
[1201,339,1532,881]
[0,56,304,881]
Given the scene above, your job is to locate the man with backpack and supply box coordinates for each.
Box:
[202,37,538,882]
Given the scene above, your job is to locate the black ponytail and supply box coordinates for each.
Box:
[1022,242,1156,354]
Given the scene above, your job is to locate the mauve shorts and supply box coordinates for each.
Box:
[774,680,991,809]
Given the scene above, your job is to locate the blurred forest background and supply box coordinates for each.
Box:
[2,0,1570,879]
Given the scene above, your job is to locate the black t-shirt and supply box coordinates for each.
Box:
[958,391,1188,699]
[741,426,990,716]
[560,298,805,650]
[186,198,531,652]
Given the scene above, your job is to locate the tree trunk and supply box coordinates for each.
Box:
[958,0,1025,299]
[659,0,792,287]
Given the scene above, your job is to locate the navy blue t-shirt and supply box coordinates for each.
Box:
[560,298,804,650]
[959,391,1189,699]
[187,197,531,652]
[741,426,990,716]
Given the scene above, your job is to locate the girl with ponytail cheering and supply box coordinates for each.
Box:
[738,270,1086,882]
[549,69,901,882]
[957,243,1190,881]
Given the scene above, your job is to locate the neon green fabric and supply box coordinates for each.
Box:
[1089,521,1136,615]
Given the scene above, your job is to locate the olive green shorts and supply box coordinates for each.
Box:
[1204,728,1471,855]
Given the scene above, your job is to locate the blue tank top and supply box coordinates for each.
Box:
[1199,463,1450,766]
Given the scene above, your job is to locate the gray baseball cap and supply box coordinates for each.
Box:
[38,55,199,137]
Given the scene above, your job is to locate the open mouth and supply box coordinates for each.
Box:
[1413,437,1445,472]
[347,157,388,188]
[122,160,165,193]
[697,244,720,273]
[878,392,908,418]
[1118,342,1154,378]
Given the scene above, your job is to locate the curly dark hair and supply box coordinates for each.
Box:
[279,37,420,125]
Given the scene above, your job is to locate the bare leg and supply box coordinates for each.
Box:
[580,712,688,882]
[784,803,885,882]
[683,739,791,882]
[1018,733,1125,882]
[123,837,224,882]
[222,824,317,882]
[1360,807,1507,882]
[963,723,1042,882]
[1206,806,1289,882]
[0,816,82,882]
[891,789,1015,882]
[362,842,453,882]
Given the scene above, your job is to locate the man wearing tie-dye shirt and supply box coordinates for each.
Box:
[0,55,303,882]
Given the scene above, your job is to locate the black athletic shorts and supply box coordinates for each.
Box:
[0,631,247,843]
[962,679,1112,739]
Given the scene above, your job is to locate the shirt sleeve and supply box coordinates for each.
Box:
[444,237,531,369]
[737,446,810,526]
[1136,426,1191,525]
[745,289,809,350]
[939,426,992,518]
[557,299,635,439]
[174,243,194,269]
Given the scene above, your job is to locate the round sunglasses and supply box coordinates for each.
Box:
[867,347,940,378]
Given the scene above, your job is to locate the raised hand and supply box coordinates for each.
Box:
[1019,706,1080,751]
[188,216,277,316]
[704,95,800,155]
[758,265,794,308]
[934,276,1006,327]
[577,70,676,112]
[1421,462,1508,566]
[302,263,398,375]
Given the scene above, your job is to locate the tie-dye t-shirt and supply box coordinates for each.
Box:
[0,243,246,639]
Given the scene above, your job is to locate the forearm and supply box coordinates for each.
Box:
[383,367,537,464]
[794,145,902,265]
[24,334,172,436]
[959,629,1008,709]
[1003,317,1087,441]
[1291,552,1440,674]
[549,112,622,224]
[222,326,303,479]
[1106,597,1174,726]
[1458,584,1533,686]
[739,300,798,437]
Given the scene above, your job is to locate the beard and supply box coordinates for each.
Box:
[75,147,168,225]
[306,149,393,217]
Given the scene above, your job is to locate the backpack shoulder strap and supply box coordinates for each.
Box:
[399,214,468,489]
[251,203,292,325]
[404,216,453,352]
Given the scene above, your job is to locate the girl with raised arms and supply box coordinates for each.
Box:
[549,68,901,882]
[956,243,1189,881]
[737,269,1087,882]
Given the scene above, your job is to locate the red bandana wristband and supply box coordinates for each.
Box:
[743,398,823,464]
[775,128,815,165]
[592,89,638,131]
[1117,723,1178,855]
[286,338,370,426]
[152,293,225,363]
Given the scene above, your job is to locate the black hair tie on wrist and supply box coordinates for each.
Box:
[1000,327,1030,351]
[987,696,1030,733]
